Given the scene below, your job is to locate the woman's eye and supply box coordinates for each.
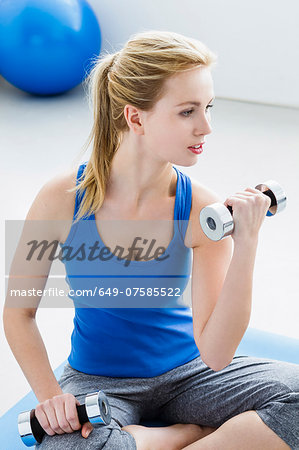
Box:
[181,104,214,117]
[181,109,194,117]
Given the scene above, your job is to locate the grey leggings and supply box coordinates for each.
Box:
[36,355,299,449]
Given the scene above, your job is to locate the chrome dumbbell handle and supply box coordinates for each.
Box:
[18,390,111,447]
[199,180,287,241]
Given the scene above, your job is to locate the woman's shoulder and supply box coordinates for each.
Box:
[26,167,78,222]
[190,177,222,204]
[184,176,222,248]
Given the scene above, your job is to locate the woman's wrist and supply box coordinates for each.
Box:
[232,235,259,251]
[37,386,64,403]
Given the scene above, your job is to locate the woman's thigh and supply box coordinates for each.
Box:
[156,355,299,448]
[36,418,137,450]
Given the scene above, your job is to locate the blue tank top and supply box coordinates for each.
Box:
[59,162,200,377]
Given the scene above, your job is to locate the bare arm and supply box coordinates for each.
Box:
[197,238,258,371]
[2,172,93,438]
[3,310,64,402]
[3,174,72,399]
[191,184,271,371]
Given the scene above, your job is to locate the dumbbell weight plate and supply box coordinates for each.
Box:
[255,180,287,216]
[18,410,37,447]
[85,391,111,425]
[199,203,234,242]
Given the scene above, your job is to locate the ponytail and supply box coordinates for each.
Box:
[70,52,121,222]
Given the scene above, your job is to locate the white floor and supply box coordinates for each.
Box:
[1,75,299,417]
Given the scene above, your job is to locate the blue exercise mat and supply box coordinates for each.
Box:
[1,327,299,449]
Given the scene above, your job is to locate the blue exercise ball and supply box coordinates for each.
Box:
[0,0,101,95]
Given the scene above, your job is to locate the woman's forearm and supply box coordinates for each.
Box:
[3,311,63,402]
[198,238,259,371]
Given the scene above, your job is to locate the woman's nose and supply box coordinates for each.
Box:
[194,114,212,136]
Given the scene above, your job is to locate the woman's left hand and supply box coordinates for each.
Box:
[223,187,272,244]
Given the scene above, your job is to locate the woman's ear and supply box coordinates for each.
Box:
[123,104,144,135]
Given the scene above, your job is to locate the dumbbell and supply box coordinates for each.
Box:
[199,180,287,241]
[18,390,111,447]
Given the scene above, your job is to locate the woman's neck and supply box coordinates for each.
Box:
[106,135,176,206]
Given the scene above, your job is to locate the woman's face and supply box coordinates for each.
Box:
[142,66,215,166]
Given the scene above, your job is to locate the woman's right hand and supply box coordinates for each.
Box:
[34,393,93,439]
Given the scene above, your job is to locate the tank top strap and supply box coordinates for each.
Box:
[74,162,88,221]
[173,166,192,242]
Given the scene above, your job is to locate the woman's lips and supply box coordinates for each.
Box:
[188,143,204,154]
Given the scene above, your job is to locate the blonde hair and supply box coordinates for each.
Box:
[70,30,217,222]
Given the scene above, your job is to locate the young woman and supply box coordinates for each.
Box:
[4,30,299,450]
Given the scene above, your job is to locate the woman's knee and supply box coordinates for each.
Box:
[256,378,299,419]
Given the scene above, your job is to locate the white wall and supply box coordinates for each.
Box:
[88,0,299,108]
